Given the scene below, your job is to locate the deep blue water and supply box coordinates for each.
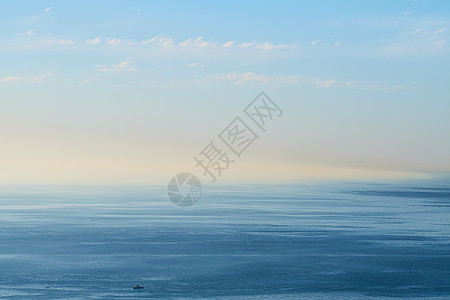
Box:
[1,179,450,299]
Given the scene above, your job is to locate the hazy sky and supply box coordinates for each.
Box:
[1,0,449,185]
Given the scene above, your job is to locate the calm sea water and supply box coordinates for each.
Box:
[1,178,449,299]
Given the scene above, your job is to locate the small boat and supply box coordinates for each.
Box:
[133,274,144,289]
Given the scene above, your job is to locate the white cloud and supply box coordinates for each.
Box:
[47,39,74,45]
[334,41,342,47]
[377,32,449,56]
[6,38,75,50]
[435,28,447,35]
[28,72,53,83]
[410,28,427,35]
[435,40,447,47]
[310,40,320,45]
[222,41,235,48]
[232,72,270,85]
[255,41,293,50]
[314,79,336,88]
[82,78,100,83]
[202,72,271,85]
[107,38,121,46]
[177,72,305,88]
[141,36,174,47]
[156,37,174,47]
[141,37,158,45]
[18,29,34,36]
[82,35,299,54]
[1,72,53,83]
[1,76,25,82]
[63,40,75,45]
[220,40,297,50]
[367,83,410,90]
[173,72,384,90]
[44,7,51,13]
[238,41,254,48]
[86,37,101,45]
[178,37,214,47]
[402,11,412,15]
[115,61,130,68]
[96,61,138,72]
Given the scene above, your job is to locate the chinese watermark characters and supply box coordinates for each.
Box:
[168,92,283,206]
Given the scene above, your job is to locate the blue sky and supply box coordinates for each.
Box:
[0,0,449,184]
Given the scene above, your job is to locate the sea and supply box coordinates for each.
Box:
[1,177,449,299]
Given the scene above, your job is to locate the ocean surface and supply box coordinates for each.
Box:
[1,178,450,299]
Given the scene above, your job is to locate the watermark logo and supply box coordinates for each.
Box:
[167,92,283,207]
[244,92,283,132]
[219,117,258,157]
[167,173,202,207]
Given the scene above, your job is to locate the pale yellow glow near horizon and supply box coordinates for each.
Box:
[0,152,432,185]
[0,121,442,185]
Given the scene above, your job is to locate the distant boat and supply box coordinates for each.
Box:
[133,274,144,289]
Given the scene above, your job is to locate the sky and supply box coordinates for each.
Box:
[0,0,449,185]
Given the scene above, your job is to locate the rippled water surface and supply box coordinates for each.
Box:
[1,179,449,299]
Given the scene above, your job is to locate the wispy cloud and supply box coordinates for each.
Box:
[179,36,214,47]
[1,76,24,83]
[28,7,52,23]
[237,41,255,48]
[82,78,101,83]
[334,41,342,47]
[410,28,427,35]
[1,71,53,83]
[218,72,271,85]
[8,34,298,55]
[378,39,448,56]
[366,83,410,90]
[175,72,341,88]
[114,61,130,68]
[57,40,75,45]
[175,72,300,88]
[107,38,121,46]
[255,41,294,50]
[130,36,298,52]
[435,28,447,35]
[220,40,296,50]
[173,71,405,91]
[376,21,450,56]
[313,79,336,88]
[96,61,138,72]
[310,40,320,45]
[434,40,447,47]
[86,37,101,45]
[6,38,75,50]
[141,36,174,47]
[18,29,34,36]
[222,41,235,48]
[187,62,204,68]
